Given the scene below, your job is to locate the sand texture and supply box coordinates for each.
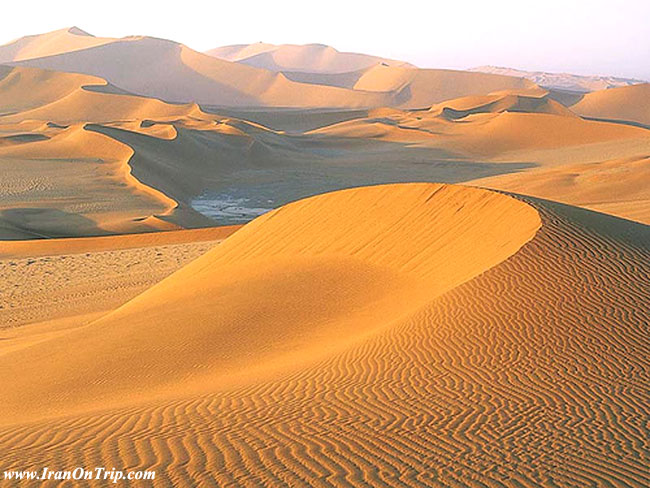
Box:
[0,184,648,486]
[1,27,649,487]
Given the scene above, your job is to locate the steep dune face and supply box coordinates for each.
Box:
[0,184,540,422]
[207,43,413,73]
[1,186,649,486]
[571,83,650,126]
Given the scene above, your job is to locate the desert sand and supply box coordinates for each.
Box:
[1,27,649,487]
[207,42,414,73]
[1,183,649,487]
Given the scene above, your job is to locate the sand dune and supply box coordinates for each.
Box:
[2,61,648,237]
[471,65,646,92]
[1,24,649,488]
[0,123,187,239]
[0,183,648,486]
[476,155,650,224]
[5,32,390,109]
[571,83,650,126]
[348,65,536,108]
[0,26,115,63]
[0,65,212,124]
[207,42,413,73]
[0,184,541,421]
[4,28,545,110]
[428,89,575,118]
[312,91,647,155]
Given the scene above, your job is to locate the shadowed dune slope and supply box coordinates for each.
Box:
[571,83,650,126]
[0,184,540,422]
[1,187,648,486]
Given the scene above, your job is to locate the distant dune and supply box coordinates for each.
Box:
[571,83,650,126]
[3,28,539,109]
[1,183,648,486]
[471,65,646,92]
[352,64,536,108]
[4,30,389,108]
[0,26,114,63]
[207,42,414,73]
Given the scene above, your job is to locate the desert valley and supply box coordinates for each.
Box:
[0,24,648,487]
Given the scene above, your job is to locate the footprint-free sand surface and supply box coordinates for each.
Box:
[1,27,649,487]
[1,183,648,486]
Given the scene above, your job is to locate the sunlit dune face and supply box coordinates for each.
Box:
[0,183,540,422]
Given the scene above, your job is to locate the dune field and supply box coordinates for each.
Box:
[1,25,649,487]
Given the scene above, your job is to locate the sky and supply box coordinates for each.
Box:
[2,0,649,80]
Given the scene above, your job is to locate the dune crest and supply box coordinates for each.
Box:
[0,183,540,422]
[0,27,115,63]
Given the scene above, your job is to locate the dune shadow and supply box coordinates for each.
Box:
[0,207,107,240]
[90,123,536,226]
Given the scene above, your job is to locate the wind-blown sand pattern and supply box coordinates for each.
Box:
[1,25,649,487]
[1,184,648,486]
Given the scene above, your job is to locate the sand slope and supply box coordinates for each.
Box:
[476,155,650,224]
[5,33,393,109]
[571,83,650,126]
[0,26,114,63]
[207,43,413,73]
[0,183,541,421]
[351,65,536,108]
[307,89,650,223]
[4,28,543,109]
[0,184,648,486]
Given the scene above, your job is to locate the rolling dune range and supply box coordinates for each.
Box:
[1,184,648,486]
[1,57,649,237]
[1,26,650,487]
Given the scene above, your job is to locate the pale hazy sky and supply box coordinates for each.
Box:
[4,0,649,80]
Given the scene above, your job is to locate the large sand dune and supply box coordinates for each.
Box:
[5,32,390,109]
[3,28,541,109]
[1,183,648,486]
[0,26,114,63]
[207,42,413,73]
